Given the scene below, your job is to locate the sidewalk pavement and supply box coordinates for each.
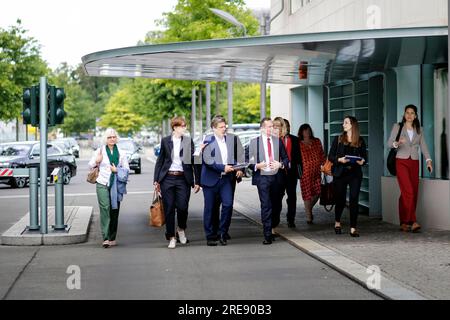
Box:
[1,206,93,246]
[233,179,450,300]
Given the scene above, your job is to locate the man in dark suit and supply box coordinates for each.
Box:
[202,130,244,241]
[153,117,200,248]
[283,119,302,228]
[201,115,244,246]
[246,117,289,245]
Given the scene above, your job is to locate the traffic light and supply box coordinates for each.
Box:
[23,86,39,126]
[48,86,65,126]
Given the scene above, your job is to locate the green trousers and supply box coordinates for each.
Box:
[96,183,120,241]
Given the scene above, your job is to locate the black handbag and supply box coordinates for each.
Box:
[387,123,404,176]
[320,177,335,212]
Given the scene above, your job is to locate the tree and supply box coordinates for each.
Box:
[98,86,146,136]
[0,20,48,121]
[49,63,97,136]
[219,83,270,124]
[133,0,261,127]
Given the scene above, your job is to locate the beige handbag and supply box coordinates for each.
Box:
[87,147,102,184]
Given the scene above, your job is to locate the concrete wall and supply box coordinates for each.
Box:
[270,0,448,35]
[382,176,450,230]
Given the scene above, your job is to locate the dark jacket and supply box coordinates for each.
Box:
[154,135,199,187]
[245,135,289,186]
[285,134,302,179]
[200,134,245,188]
[328,136,367,177]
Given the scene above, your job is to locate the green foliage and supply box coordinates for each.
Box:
[219,83,270,123]
[98,86,146,136]
[137,0,262,126]
[150,0,259,43]
[0,20,48,121]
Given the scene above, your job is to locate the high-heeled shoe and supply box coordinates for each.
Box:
[334,226,342,234]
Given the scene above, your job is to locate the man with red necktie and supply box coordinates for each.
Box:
[245,118,289,245]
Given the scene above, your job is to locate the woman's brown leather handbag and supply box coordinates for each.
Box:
[87,147,102,184]
[149,192,165,227]
[321,159,333,176]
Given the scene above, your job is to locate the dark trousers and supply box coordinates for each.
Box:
[203,175,233,240]
[333,169,362,228]
[257,175,284,240]
[212,177,237,238]
[285,172,298,223]
[396,158,419,225]
[160,175,190,238]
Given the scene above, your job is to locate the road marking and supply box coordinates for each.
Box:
[0,190,154,199]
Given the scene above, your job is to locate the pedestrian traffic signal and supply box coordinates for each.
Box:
[23,86,39,126]
[48,86,65,126]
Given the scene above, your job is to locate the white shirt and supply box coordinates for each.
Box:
[88,146,130,186]
[407,129,414,142]
[169,136,184,172]
[215,134,228,165]
[261,133,275,172]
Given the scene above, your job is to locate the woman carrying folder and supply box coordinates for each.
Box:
[328,116,367,237]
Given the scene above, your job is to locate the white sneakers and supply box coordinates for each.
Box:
[168,238,176,249]
[178,230,187,244]
[168,230,188,249]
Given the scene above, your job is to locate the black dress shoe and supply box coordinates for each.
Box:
[334,226,342,234]
[219,237,227,246]
[263,239,272,245]
[288,222,296,228]
[207,240,218,246]
[350,230,360,237]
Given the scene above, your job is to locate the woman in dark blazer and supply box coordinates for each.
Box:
[153,117,200,249]
[328,116,367,237]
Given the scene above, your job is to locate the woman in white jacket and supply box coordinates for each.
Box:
[89,128,129,248]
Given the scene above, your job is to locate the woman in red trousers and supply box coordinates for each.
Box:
[387,105,433,232]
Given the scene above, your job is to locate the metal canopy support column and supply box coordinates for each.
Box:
[198,85,203,135]
[191,87,196,139]
[206,81,211,130]
[215,83,220,116]
[260,82,267,119]
[227,81,233,128]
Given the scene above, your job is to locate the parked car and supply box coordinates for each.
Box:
[55,137,80,158]
[118,138,142,174]
[0,141,77,188]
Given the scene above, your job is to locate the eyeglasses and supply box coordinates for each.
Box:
[107,136,117,139]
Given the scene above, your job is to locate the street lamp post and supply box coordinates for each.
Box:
[209,8,247,37]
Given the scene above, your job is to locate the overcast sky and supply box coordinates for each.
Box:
[0,0,271,69]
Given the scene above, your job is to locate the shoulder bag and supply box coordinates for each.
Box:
[87,147,102,184]
[387,123,404,176]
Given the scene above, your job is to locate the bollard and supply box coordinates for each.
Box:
[28,167,40,231]
[53,168,67,231]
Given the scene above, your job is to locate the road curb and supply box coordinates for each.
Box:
[1,206,93,246]
[233,201,429,300]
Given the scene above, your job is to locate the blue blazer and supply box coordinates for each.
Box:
[200,134,244,188]
[245,135,289,186]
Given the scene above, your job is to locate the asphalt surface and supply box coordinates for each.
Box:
[0,152,380,300]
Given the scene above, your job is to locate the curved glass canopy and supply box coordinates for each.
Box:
[82,27,448,85]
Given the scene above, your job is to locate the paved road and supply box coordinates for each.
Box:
[0,155,380,300]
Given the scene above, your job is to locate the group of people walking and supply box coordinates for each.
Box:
[89,104,432,249]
